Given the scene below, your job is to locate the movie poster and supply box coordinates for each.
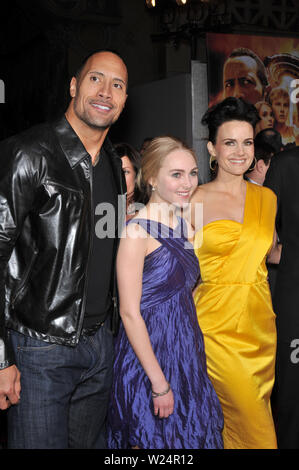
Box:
[206,33,299,147]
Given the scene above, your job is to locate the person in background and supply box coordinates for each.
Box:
[254,101,275,135]
[0,50,128,449]
[248,128,284,298]
[108,136,223,449]
[254,127,284,155]
[246,128,283,185]
[246,148,272,186]
[191,97,280,449]
[140,137,152,155]
[114,142,143,220]
[264,143,299,449]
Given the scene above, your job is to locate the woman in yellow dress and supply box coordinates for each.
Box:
[191,97,281,449]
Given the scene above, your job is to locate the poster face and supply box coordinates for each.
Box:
[206,33,299,146]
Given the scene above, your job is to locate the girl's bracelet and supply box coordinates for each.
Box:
[151,382,171,398]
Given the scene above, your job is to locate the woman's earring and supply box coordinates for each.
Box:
[247,157,257,172]
[209,155,218,171]
[151,186,156,191]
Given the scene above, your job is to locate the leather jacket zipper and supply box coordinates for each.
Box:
[76,151,125,339]
[45,179,84,196]
[74,156,94,343]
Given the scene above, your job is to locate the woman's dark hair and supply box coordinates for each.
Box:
[114,142,145,204]
[114,142,141,175]
[202,97,260,144]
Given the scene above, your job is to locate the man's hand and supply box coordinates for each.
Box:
[0,365,21,410]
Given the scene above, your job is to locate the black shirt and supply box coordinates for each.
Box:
[83,148,117,328]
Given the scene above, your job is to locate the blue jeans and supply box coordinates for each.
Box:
[7,320,114,449]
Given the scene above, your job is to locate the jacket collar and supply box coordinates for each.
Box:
[52,115,90,168]
[52,115,123,172]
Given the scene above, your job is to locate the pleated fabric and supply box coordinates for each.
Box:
[193,182,278,449]
[108,217,223,449]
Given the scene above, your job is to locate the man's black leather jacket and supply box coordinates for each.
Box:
[0,116,126,369]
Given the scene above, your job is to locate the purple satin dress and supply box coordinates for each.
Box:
[108,217,223,449]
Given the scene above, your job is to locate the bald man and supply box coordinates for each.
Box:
[0,50,128,448]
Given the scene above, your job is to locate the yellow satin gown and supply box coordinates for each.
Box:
[193,182,277,449]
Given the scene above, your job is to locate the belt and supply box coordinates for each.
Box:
[81,319,105,336]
